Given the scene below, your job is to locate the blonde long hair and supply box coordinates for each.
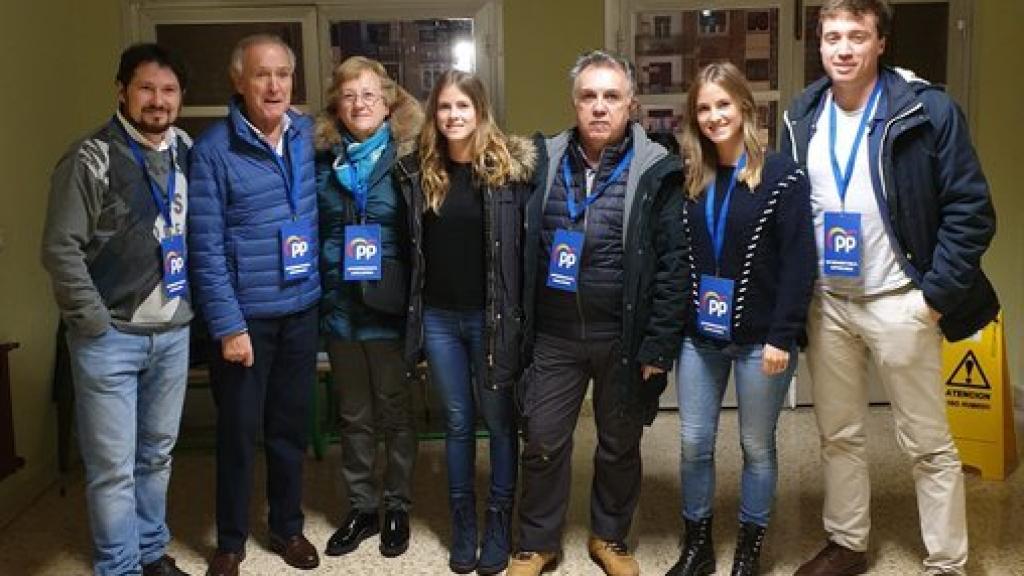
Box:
[419,70,513,214]
[681,62,764,199]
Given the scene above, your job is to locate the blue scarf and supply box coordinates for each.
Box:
[332,121,391,205]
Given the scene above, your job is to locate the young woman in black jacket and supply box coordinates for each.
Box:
[667,62,815,576]
[406,70,535,575]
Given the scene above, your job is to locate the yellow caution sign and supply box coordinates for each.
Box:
[943,313,1017,480]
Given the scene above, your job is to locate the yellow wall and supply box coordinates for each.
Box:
[972,1,1024,427]
[504,0,605,135]
[0,0,121,526]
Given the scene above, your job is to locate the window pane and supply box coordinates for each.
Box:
[635,9,779,95]
[634,8,780,146]
[803,3,948,86]
[638,99,777,153]
[156,22,307,107]
[328,19,474,101]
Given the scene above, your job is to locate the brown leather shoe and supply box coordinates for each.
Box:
[269,533,320,570]
[587,536,639,576]
[507,551,557,576]
[794,541,867,576]
[205,550,243,576]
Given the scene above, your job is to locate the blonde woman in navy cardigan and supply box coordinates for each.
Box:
[667,62,815,576]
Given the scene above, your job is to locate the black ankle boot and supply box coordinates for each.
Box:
[666,516,714,576]
[730,522,766,576]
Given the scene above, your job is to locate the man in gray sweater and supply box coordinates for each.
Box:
[41,43,193,576]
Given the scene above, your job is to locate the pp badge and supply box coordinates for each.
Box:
[160,234,188,299]
[697,275,734,341]
[546,229,583,292]
[344,224,382,281]
[823,211,861,277]
[280,221,313,281]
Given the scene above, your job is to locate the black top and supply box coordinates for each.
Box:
[423,161,486,310]
[685,152,816,349]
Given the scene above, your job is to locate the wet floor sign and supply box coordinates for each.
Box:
[943,313,1017,480]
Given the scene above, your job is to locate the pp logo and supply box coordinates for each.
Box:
[827,227,857,254]
[703,291,729,317]
[553,243,577,269]
[347,237,378,261]
[285,235,309,259]
[164,251,185,275]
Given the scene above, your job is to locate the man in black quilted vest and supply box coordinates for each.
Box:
[510,50,687,576]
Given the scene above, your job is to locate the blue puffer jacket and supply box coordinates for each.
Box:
[189,97,321,339]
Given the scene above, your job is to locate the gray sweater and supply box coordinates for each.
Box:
[41,114,193,336]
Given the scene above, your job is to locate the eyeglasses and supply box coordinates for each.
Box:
[340,91,382,107]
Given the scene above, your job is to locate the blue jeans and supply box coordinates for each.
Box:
[66,325,189,576]
[676,337,796,526]
[423,307,517,505]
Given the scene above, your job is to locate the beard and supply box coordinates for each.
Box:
[121,104,176,138]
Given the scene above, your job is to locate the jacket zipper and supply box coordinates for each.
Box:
[877,102,924,274]
[486,186,497,373]
[576,197,588,340]
[783,110,800,163]
[877,102,923,216]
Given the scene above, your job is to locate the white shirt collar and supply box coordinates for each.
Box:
[242,113,292,156]
[115,110,176,152]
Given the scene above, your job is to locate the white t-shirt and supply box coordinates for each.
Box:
[807,91,910,296]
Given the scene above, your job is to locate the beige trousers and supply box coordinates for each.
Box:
[806,286,967,575]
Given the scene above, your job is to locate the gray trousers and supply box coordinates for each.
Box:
[328,339,417,512]
[517,332,644,552]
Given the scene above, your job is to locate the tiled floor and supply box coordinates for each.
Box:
[1,407,1021,575]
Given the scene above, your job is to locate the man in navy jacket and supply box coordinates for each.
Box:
[781,2,998,575]
[189,34,321,576]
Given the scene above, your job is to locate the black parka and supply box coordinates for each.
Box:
[400,135,538,389]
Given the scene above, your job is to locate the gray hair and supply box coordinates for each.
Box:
[229,34,296,80]
[569,50,636,98]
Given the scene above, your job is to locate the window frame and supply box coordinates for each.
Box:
[122,0,506,124]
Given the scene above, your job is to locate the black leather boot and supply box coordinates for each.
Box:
[325,509,379,556]
[666,516,714,576]
[730,522,766,576]
[380,509,410,557]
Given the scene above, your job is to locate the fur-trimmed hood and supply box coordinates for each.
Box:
[313,89,424,157]
[504,133,538,185]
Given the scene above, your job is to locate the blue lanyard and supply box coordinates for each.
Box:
[829,80,882,208]
[354,182,368,222]
[560,147,633,222]
[705,153,747,271]
[331,155,371,221]
[268,133,302,220]
[112,117,176,230]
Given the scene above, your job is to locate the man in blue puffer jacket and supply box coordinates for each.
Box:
[188,34,321,576]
